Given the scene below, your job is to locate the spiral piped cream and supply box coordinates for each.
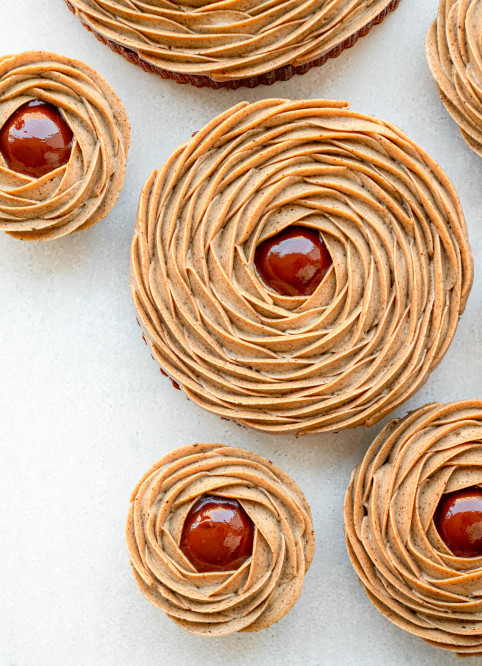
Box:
[344,400,482,656]
[426,0,482,156]
[126,443,314,635]
[0,51,130,240]
[66,0,402,84]
[131,99,473,435]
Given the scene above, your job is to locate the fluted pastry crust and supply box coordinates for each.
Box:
[65,0,403,85]
[131,99,473,436]
[426,0,482,157]
[0,51,130,241]
[126,443,314,635]
[345,400,482,656]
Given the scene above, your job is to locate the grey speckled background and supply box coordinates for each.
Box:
[1,0,482,664]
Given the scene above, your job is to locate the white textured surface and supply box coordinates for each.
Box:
[1,0,482,664]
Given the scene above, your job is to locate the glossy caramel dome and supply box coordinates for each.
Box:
[435,487,482,558]
[255,226,332,297]
[180,495,254,572]
[0,100,73,178]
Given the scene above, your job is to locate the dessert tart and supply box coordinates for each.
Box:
[0,51,130,241]
[426,0,482,157]
[344,400,482,656]
[64,0,403,90]
[125,443,314,635]
[130,99,473,436]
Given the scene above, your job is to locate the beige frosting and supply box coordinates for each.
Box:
[67,0,399,82]
[344,400,482,656]
[131,99,473,436]
[125,443,314,635]
[426,0,482,157]
[0,51,130,241]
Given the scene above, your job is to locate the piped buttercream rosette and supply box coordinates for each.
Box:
[64,0,403,88]
[125,443,314,635]
[344,400,482,656]
[0,51,130,240]
[130,99,473,436]
[426,0,482,157]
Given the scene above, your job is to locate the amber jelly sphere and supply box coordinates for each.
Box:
[180,495,254,573]
[435,487,482,558]
[0,100,73,178]
[254,225,332,297]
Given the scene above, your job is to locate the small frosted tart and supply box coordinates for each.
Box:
[345,400,482,656]
[130,99,473,436]
[426,0,482,156]
[126,443,314,635]
[0,51,129,241]
[64,0,403,89]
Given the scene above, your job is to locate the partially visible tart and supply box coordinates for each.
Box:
[131,99,473,436]
[0,51,130,241]
[126,443,314,635]
[64,0,403,89]
[344,400,482,656]
[426,0,482,156]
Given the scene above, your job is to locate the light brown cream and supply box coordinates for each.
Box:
[345,400,482,656]
[126,443,314,635]
[426,0,482,156]
[66,0,401,83]
[130,99,473,436]
[0,51,130,241]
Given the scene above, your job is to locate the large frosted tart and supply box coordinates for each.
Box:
[126,443,314,635]
[64,0,403,88]
[131,99,473,436]
[345,400,482,656]
[426,0,482,156]
[0,51,130,241]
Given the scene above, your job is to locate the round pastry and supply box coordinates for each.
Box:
[64,0,403,90]
[0,51,130,241]
[130,99,473,436]
[344,400,482,656]
[125,443,314,635]
[426,0,482,157]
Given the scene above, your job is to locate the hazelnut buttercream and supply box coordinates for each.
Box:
[0,51,130,240]
[130,99,473,436]
[426,0,482,157]
[65,0,403,85]
[125,443,314,635]
[344,400,482,656]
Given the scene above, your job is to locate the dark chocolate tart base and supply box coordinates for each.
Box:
[64,0,403,90]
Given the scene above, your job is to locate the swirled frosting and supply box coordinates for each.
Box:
[66,0,401,83]
[345,400,482,656]
[130,99,473,435]
[426,0,482,156]
[0,51,130,241]
[125,443,314,635]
